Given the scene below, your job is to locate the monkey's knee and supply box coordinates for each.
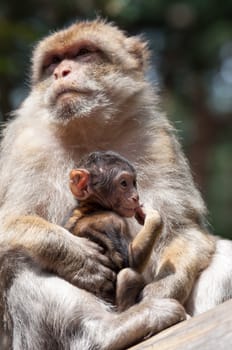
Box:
[116,268,145,311]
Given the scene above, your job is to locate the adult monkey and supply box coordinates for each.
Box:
[0,19,231,349]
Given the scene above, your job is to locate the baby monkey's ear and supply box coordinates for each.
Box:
[69,169,90,200]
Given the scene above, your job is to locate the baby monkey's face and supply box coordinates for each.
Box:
[69,151,145,223]
[108,171,141,218]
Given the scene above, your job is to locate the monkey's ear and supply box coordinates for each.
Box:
[125,37,150,71]
[69,169,90,200]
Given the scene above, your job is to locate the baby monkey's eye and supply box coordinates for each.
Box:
[120,180,128,188]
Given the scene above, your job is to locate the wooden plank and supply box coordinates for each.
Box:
[128,299,232,350]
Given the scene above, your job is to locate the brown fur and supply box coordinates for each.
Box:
[64,151,162,310]
[0,19,231,349]
[65,204,162,310]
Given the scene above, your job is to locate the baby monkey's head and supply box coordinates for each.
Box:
[69,151,145,223]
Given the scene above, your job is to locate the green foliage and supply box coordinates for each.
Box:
[208,140,232,237]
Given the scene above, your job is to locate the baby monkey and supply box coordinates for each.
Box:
[64,151,162,311]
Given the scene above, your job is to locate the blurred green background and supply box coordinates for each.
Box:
[0,0,231,238]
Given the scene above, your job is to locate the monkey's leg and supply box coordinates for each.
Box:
[2,249,186,350]
[185,238,232,315]
[95,297,186,350]
[0,324,10,350]
[115,267,145,311]
[142,227,216,305]
[129,209,162,272]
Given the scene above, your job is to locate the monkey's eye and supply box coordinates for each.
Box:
[120,180,128,188]
[51,55,61,64]
[42,55,62,72]
[78,47,91,56]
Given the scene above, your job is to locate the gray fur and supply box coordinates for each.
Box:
[0,20,231,349]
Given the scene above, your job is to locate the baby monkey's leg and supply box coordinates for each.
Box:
[129,210,162,272]
[116,210,162,311]
[116,268,145,311]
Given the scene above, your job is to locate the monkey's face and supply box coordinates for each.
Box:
[31,20,149,124]
[108,171,141,218]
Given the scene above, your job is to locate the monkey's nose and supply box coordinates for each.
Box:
[54,65,71,79]
[132,194,139,203]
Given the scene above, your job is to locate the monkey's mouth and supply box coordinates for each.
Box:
[121,207,139,217]
[53,87,90,103]
[58,89,85,99]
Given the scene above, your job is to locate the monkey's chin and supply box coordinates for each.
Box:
[52,98,92,122]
